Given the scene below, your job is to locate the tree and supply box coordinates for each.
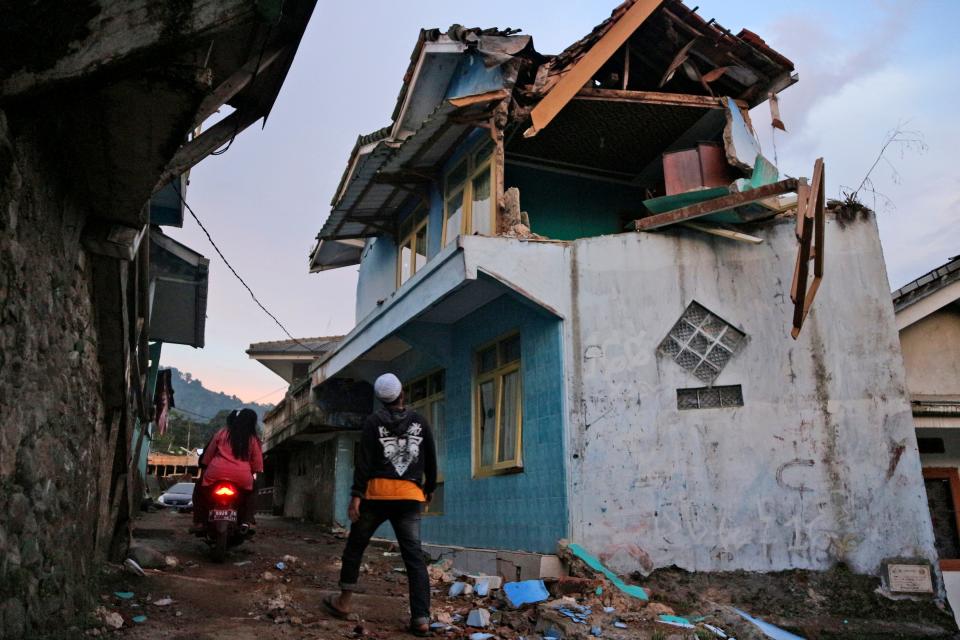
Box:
[150,412,219,453]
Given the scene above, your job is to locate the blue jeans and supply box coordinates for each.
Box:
[339,500,429,624]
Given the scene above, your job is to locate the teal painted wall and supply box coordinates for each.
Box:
[505,164,647,240]
[378,293,568,553]
[334,433,360,527]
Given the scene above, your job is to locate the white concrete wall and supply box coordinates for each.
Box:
[561,216,936,574]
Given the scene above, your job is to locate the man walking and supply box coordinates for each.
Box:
[323,373,438,636]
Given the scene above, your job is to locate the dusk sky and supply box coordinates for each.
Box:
[160,0,960,404]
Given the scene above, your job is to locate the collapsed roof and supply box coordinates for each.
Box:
[310,0,796,271]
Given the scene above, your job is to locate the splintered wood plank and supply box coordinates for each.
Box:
[791,158,825,339]
[574,87,742,109]
[634,179,798,231]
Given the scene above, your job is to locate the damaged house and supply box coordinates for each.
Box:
[257,0,938,582]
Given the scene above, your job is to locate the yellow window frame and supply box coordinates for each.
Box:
[396,206,429,288]
[405,369,446,515]
[472,332,523,477]
[441,139,496,247]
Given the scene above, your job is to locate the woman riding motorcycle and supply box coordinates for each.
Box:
[191,408,263,532]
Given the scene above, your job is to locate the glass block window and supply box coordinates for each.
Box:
[659,302,745,383]
[677,385,744,410]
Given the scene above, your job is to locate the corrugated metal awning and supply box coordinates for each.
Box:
[309,238,365,272]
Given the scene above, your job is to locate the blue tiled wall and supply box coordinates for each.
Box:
[386,294,568,553]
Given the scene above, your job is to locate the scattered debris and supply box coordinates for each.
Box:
[467,608,491,628]
[123,558,146,577]
[468,574,503,590]
[113,591,134,600]
[657,614,696,629]
[504,579,550,607]
[234,560,252,567]
[704,623,729,638]
[265,588,293,613]
[131,615,147,624]
[276,562,287,571]
[94,607,123,630]
[734,608,804,640]
[164,555,179,568]
[646,603,676,617]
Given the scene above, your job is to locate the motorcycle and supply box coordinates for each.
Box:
[193,481,253,562]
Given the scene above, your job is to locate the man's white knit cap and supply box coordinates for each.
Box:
[374,373,403,403]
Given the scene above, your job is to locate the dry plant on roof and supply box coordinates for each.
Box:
[832,121,927,227]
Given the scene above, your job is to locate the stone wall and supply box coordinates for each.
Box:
[0,108,108,638]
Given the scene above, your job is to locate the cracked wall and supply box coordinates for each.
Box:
[564,216,937,574]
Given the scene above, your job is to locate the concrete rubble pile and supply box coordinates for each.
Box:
[422,544,768,640]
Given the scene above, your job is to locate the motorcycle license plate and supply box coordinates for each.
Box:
[209,509,237,522]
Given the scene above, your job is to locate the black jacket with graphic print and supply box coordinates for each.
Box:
[351,407,438,499]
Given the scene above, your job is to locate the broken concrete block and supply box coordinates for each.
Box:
[94,607,123,629]
[475,580,490,597]
[467,574,503,590]
[466,608,490,628]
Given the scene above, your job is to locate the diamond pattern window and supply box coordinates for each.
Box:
[659,302,744,383]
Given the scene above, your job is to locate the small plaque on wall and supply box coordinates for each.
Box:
[887,564,934,593]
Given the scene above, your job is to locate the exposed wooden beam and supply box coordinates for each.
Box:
[192,46,288,128]
[575,87,746,109]
[448,89,510,108]
[524,0,664,137]
[634,179,798,231]
[681,221,763,244]
[156,108,262,189]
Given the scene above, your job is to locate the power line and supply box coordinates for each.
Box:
[248,384,290,404]
[171,406,216,421]
[172,182,322,356]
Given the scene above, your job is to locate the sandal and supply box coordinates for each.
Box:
[322,595,356,621]
[408,620,433,637]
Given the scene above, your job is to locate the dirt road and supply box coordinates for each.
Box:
[99,509,427,640]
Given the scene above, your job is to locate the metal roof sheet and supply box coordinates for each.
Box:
[892,256,960,312]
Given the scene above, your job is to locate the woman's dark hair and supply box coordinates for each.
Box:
[228,408,259,461]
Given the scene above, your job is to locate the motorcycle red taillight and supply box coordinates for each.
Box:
[213,483,237,500]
